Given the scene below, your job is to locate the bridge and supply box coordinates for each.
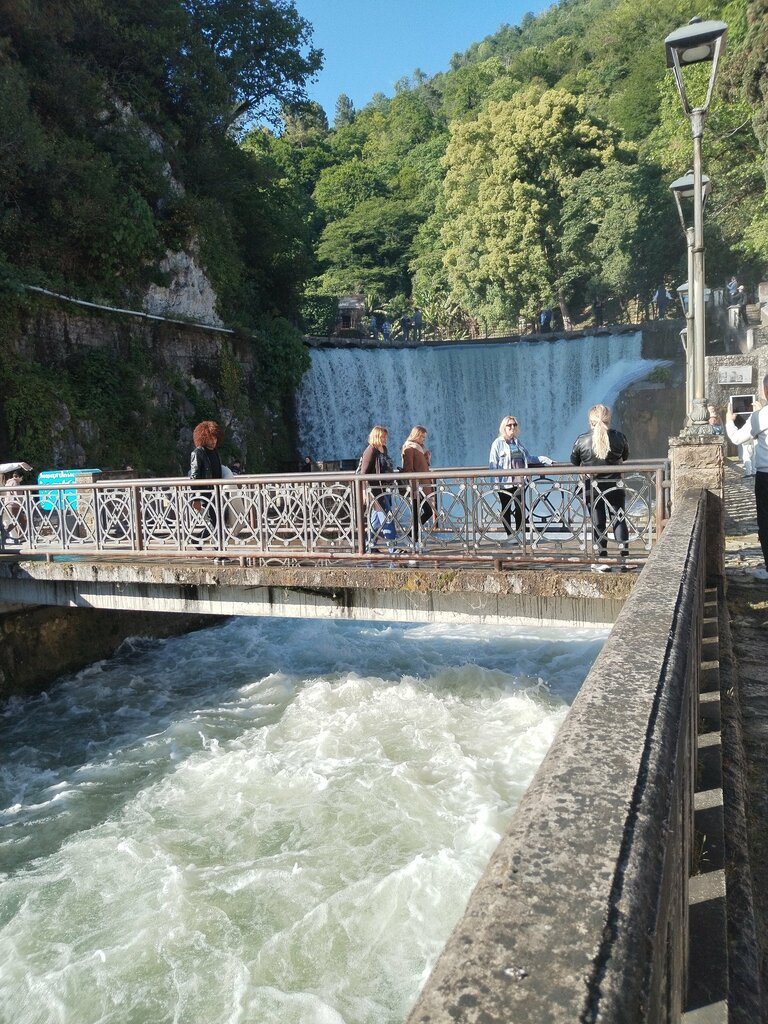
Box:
[1,461,668,570]
[0,462,666,626]
[1,442,754,1023]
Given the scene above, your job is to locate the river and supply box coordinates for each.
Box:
[0,616,606,1024]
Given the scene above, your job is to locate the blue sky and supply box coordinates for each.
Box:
[295,0,554,122]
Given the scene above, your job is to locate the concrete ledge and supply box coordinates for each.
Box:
[0,561,634,628]
[407,493,706,1023]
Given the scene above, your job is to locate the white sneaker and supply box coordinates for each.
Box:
[750,566,768,580]
[591,563,610,573]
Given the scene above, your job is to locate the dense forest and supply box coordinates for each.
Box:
[0,0,767,464]
[279,0,768,338]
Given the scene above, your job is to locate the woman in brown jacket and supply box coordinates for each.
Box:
[401,425,435,552]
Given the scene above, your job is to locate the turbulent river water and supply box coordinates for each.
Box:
[0,616,607,1024]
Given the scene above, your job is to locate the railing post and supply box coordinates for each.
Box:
[132,482,144,552]
[355,476,366,556]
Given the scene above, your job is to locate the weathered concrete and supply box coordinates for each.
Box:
[0,602,222,700]
[669,433,725,579]
[0,559,635,627]
[407,492,706,1024]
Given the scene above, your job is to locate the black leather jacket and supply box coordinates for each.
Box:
[570,429,629,471]
[189,446,223,480]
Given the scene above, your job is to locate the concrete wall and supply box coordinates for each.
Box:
[0,602,224,700]
[407,491,706,1023]
[706,350,768,415]
[0,561,635,629]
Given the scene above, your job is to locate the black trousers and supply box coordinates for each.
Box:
[589,479,628,558]
[755,472,768,569]
[410,492,434,545]
[499,486,523,534]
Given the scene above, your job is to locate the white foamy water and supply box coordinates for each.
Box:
[0,617,607,1024]
[296,333,662,467]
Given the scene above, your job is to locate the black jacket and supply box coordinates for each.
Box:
[189,446,223,480]
[570,429,629,471]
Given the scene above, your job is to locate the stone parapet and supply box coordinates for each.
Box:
[668,433,725,580]
[408,491,707,1023]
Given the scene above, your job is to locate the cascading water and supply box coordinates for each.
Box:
[297,332,663,466]
[0,617,608,1024]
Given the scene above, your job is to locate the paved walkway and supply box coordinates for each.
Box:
[722,458,768,1018]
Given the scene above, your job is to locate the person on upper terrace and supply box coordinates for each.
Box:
[734,284,749,326]
[412,308,423,341]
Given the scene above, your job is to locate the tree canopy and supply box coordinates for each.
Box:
[0,0,321,326]
[272,0,768,337]
[1,0,767,342]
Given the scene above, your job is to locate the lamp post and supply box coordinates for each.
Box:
[665,16,727,431]
[669,169,711,424]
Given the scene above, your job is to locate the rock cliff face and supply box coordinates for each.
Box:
[143,247,224,327]
[1,295,299,475]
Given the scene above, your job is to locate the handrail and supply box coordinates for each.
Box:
[0,461,670,569]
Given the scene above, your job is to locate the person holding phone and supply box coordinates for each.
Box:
[726,376,768,580]
[730,396,757,476]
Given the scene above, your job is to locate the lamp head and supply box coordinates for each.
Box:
[669,169,712,201]
[665,17,728,116]
[665,17,728,68]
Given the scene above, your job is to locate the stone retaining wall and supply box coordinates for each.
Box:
[408,491,706,1023]
[0,603,224,700]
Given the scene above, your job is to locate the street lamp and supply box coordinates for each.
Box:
[665,16,727,431]
[669,169,711,423]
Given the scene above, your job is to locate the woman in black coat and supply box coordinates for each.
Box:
[570,404,629,571]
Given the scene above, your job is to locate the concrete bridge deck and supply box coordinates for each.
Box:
[0,555,635,628]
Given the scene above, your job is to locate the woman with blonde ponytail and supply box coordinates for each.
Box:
[570,405,629,571]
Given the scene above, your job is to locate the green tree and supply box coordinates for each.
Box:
[440,87,621,327]
[313,159,385,220]
[333,93,355,128]
[559,162,677,306]
[315,196,416,299]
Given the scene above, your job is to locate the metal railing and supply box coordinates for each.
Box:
[0,462,670,569]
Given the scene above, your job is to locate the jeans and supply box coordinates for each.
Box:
[499,487,523,534]
[368,494,396,551]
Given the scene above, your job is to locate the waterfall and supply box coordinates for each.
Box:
[296,333,664,468]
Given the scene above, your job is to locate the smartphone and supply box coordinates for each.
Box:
[730,394,754,428]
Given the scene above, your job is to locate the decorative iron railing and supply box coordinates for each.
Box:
[0,463,670,569]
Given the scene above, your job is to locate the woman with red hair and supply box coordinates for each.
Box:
[189,421,224,552]
[190,420,224,476]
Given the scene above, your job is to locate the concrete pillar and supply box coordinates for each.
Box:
[668,434,725,580]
